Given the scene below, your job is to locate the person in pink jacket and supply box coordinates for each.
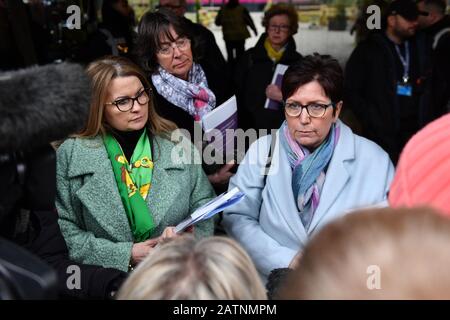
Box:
[389,113,450,215]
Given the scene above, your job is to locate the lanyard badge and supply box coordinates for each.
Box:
[395,41,412,96]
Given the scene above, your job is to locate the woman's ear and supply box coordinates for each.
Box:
[333,101,343,122]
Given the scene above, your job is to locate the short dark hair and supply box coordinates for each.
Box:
[282,54,344,104]
[134,9,198,74]
[417,0,446,14]
[262,4,299,35]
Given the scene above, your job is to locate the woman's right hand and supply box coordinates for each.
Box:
[130,238,159,266]
[130,226,181,266]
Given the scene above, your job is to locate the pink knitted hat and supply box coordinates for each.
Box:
[389,113,450,216]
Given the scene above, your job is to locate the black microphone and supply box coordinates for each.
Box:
[0,63,90,152]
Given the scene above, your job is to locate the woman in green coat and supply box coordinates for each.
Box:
[56,56,215,272]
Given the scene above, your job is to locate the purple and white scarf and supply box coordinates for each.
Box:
[151,63,216,121]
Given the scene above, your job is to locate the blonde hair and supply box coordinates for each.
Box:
[78,55,176,137]
[278,207,450,300]
[117,236,267,300]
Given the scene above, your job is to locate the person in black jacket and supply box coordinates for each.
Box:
[157,0,232,103]
[0,148,127,300]
[344,0,428,164]
[85,0,136,61]
[215,0,258,64]
[0,63,127,299]
[135,9,235,189]
[234,4,302,133]
[416,0,450,123]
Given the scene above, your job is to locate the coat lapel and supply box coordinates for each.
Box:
[144,135,184,227]
[266,133,308,245]
[309,121,354,232]
[67,135,187,240]
[68,137,133,242]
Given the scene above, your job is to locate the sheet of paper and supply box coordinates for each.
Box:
[201,95,238,156]
[175,187,245,233]
[264,64,288,110]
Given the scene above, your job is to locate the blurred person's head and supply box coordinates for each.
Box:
[281,54,343,151]
[158,0,187,17]
[102,0,134,27]
[417,0,446,29]
[262,4,299,50]
[389,113,450,216]
[117,236,267,300]
[136,9,197,80]
[278,207,450,299]
[79,55,175,137]
[385,0,424,41]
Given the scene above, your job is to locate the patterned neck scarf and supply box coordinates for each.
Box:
[103,128,155,242]
[151,63,216,121]
[264,37,286,63]
[279,121,340,230]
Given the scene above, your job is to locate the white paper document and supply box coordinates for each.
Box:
[175,187,245,234]
[264,64,288,110]
[201,95,238,156]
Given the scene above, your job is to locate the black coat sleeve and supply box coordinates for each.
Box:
[344,43,374,130]
[233,51,252,130]
[28,210,127,300]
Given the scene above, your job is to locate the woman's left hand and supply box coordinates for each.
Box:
[265,84,283,102]
[158,226,179,242]
[208,161,236,186]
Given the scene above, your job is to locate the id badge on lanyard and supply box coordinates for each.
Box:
[395,41,412,97]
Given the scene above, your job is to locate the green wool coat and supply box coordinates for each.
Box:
[56,133,215,272]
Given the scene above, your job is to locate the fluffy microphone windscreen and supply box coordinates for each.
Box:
[0,63,91,151]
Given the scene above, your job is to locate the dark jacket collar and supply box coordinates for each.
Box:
[251,33,301,63]
[424,15,450,36]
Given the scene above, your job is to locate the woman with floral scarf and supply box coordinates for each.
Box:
[135,9,234,188]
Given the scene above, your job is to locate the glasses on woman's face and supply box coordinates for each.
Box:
[157,37,191,57]
[284,101,335,118]
[105,88,151,112]
[268,24,290,33]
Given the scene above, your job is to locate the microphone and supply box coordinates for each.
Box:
[0,63,90,152]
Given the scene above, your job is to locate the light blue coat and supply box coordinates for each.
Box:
[222,120,395,280]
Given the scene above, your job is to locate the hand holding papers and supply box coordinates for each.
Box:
[175,187,245,234]
[264,64,288,111]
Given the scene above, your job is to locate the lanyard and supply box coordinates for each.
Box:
[395,41,410,83]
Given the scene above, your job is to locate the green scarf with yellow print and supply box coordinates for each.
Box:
[103,128,155,242]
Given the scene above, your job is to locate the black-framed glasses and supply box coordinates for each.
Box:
[284,101,335,118]
[157,37,191,56]
[105,88,151,112]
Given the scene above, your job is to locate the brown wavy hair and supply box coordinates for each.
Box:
[77,55,177,138]
[262,3,299,35]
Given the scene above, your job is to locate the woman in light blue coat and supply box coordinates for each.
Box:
[223,54,395,282]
